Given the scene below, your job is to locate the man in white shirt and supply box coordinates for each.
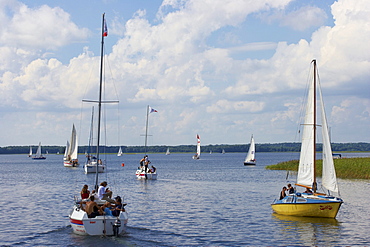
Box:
[97,181,115,203]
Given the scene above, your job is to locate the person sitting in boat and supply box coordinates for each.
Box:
[80,184,90,200]
[98,181,115,203]
[85,195,103,218]
[279,187,287,200]
[287,184,294,194]
[149,165,156,173]
[112,196,126,216]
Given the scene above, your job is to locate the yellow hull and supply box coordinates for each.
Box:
[271,202,342,218]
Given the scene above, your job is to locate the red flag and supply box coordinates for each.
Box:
[103,20,108,37]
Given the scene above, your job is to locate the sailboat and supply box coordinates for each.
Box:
[28,146,32,157]
[271,60,343,218]
[192,134,201,159]
[32,142,46,159]
[135,105,158,179]
[244,135,256,166]
[69,13,128,236]
[83,107,105,174]
[165,147,170,155]
[117,146,123,156]
[64,124,79,167]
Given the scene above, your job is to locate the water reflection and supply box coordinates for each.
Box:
[272,214,341,246]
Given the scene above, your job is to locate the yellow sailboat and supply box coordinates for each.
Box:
[271,60,343,218]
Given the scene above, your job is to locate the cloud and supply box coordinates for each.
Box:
[0,2,89,50]
[0,0,369,146]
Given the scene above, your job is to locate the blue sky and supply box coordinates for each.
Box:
[0,0,369,147]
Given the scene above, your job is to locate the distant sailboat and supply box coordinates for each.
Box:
[192,134,201,159]
[244,135,256,166]
[64,124,79,167]
[32,142,46,160]
[165,147,170,155]
[84,107,105,174]
[222,149,225,154]
[117,146,123,156]
[271,59,343,218]
[136,105,158,179]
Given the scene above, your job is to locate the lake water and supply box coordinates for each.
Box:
[0,152,369,246]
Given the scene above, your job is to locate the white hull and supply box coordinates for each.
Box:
[135,170,157,180]
[84,163,106,173]
[69,204,128,236]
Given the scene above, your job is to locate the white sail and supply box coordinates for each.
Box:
[29,146,32,156]
[64,141,70,158]
[35,142,42,157]
[67,124,78,160]
[296,75,315,187]
[166,147,170,155]
[244,135,255,163]
[117,147,123,156]
[196,134,201,156]
[319,86,339,193]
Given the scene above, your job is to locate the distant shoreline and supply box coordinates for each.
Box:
[1,142,369,155]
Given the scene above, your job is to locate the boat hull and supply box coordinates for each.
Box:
[271,195,343,218]
[32,157,46,160]
[69,205,128,236]
[244,161,256,166]
[64,160,79,167]
[84,164,105,173]
[135,170,157,180]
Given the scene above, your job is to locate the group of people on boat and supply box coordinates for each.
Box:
[138,155,156,173]
[279,183,314,200]
[79,182,126,218]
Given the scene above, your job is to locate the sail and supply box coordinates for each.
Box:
[244,135,255,162]
[319,86,339,193]
[117,147,123,156]
[64,141,70,158]
[297,73,315,187]
[36,142,42,157]
[166,148,170,155]
[29,146,32,156]
[196,134,201,156]
[68,124,78,160]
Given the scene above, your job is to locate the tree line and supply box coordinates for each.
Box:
[1,142,369,155]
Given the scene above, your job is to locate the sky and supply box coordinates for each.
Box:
[0,0,369,147]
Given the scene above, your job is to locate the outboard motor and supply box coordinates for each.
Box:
[113,218,121,237]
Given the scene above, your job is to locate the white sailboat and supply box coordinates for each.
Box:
[117,147,123,156]
[271,60,343,218]
[32,142,46,160]
[84,107,106,174]
[192,134,201,159]
[136,105,158,180]
[244,135,256,166]
[64,124,79,167]
[28,146,32,157]
[165,147,170,155]
[70,13,128,236]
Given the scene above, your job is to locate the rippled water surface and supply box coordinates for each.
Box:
[0,152,369,246]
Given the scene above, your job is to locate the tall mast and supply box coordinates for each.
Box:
[95,13,106,190]
[144,105,149,154]
[312,59,317,193]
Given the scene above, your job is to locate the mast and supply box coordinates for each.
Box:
[94,13,106,190]
[144,105,149,154]
[312,59,317,193]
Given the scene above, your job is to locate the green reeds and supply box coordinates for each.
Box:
[266,157,370,179]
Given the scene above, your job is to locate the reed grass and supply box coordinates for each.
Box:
[265,157,370,179]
